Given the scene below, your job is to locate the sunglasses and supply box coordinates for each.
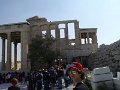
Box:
[68,70,78,74]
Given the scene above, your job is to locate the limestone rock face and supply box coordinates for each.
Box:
[89,40,120,76]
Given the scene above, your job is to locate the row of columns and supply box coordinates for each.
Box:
[40,22,78,48]
[37,23,69,49]
[80,32,97,44]
[1,32,18,71]
[39,21,92,48]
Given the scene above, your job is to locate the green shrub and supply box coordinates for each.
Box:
[96,83,109,90]
[84,76,92,90]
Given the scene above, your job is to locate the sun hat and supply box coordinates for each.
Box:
[69,62,83,73]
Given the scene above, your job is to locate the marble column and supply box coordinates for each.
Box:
[79,32,81,45]
[6,32,11,71]
[84,38,87,44]
[94,32,97,43]
[92,32,97,44]
[14,43,17,70]
[65,23,68,47]
[55,24,60,50]
[21,31,29,71]
[47,25,51,38]
[74,21,80,47]
[87,32,90,44]
[1,38,5,71]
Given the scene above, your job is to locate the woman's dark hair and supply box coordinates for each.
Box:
[78,71,85,80]
[11,78,18,85]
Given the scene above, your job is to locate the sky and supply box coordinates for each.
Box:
[0,0,120,62]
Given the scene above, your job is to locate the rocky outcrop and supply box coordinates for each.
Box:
[88,40,120,76]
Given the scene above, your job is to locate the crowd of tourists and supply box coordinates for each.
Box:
[27,66,72,90]
[0,66,72,90]
[0,71,26,84]
[0,62,91,90]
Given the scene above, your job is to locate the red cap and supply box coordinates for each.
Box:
[69,62,83,72]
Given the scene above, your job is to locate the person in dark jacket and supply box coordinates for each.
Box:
[43,70,50,90]
[68,62,90,90]
[36,72,43,90]
[7,78,20,90]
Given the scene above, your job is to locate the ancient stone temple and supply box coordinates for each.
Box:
[0,16,98,71]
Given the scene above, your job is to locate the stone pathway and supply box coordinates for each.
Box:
[0,83,74,90]
[0,83,27,90]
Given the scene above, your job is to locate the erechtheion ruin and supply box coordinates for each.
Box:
[0,16,98,71]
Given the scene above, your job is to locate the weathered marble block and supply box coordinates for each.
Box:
[91,80,114,90]
[93,66,110,75]
[113,78,120,90]
[117,72,120,79]
[91,73,113,82]
[91,67,114,90]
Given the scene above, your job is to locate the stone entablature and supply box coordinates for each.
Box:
[0,22,28,33]
[0,16,98,71]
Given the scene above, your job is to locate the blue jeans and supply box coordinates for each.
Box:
[57,77,62,89]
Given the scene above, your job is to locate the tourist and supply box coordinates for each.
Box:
[7,78,20,90]
[27,72,34,90]
[0,73,2,84]
[43,69,50,90]
[63,65,71,88]
[6,72,11,83]
[36,71,43,90]
[56,67,64,89]
[49,68,57,90]
[68,62,90,90]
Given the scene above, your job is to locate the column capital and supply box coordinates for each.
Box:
[55,24,59,28]
[1,37,5,39]
[7,32,11,35]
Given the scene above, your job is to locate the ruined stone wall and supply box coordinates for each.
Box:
[0,16,98,71]
[88,40,120,76]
